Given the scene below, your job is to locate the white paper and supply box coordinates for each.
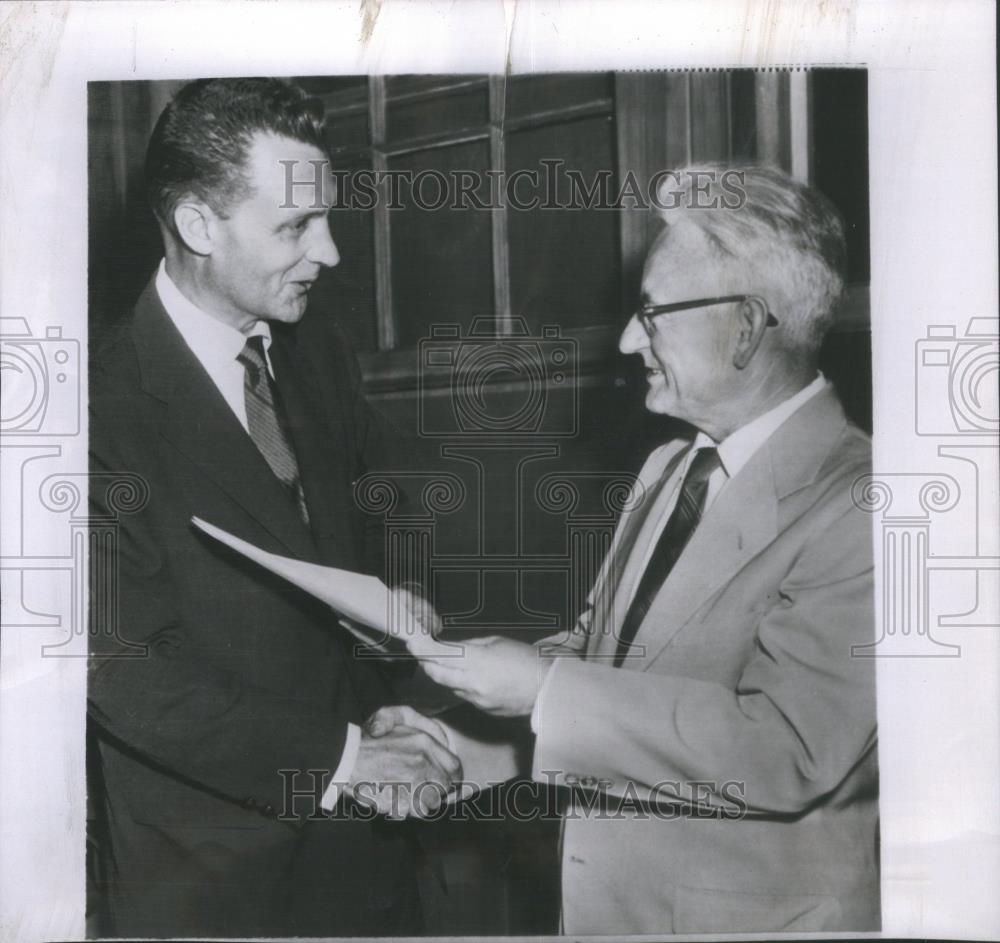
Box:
[190,516,454,659]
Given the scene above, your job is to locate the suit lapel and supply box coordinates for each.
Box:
[588,442,690,659]
[624,452,778,665]
[130,281,320,563]
[268,331,357,568]
[617,387,849,669]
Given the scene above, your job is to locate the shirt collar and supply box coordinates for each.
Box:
[155,259,271,370]
[695,373,829,479]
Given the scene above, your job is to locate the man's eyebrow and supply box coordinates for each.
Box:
[277,208,329,229]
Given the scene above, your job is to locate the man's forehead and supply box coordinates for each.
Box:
[641,223,721,299]
[244,132,335,208]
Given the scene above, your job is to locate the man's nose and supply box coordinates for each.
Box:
[308,220,340,268]
[619,314,648,355]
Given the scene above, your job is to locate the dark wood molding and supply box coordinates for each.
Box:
[368,75,396,350]
[488,75,512,335]
[755,71,792,171]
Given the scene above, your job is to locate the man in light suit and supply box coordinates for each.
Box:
[390,165,879,934]
[87,78,460,937]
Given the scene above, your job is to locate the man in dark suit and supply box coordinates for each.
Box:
[87,78,460,938]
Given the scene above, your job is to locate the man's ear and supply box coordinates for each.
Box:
[171,200,216,256]
[732,297,771,369]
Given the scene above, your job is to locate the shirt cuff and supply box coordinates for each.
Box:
[320,722,361,812]
[530,657,561,734]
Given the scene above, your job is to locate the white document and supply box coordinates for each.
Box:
[190,516,453,659]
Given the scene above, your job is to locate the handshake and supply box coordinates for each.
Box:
[343,587,552,818]
[345,703,465,819]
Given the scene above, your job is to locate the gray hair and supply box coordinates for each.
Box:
[653,165,847,354]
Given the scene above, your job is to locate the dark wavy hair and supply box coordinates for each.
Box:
[145,77,327,226]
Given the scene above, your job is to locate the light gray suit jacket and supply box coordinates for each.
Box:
[530,386,879,934]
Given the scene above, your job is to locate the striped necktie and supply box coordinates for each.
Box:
[614,445,720,666]
[237,336,310,525]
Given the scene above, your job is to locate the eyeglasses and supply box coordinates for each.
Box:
[637,294,778,336]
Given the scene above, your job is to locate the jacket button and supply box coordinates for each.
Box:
[242,796,256,810]
[262,804,278,818]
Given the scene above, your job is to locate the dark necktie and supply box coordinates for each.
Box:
[614,445,721,666]
[237,336,310,525]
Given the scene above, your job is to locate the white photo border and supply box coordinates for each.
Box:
[1,1,997,940]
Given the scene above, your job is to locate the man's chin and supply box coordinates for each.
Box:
[265,299,309,324]
[645,387,673,416]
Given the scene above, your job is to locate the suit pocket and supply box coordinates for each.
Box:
[673,884,841,934]
[123,780,267,831]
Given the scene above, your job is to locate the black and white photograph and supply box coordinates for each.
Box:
[1,2,997,941]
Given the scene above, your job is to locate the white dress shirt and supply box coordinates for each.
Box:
[155,260,360,810]
[155,260,275,429]
[531,373,830,732]
[627,373,829,597]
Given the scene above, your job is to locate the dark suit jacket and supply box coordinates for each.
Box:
[87,279,418,937]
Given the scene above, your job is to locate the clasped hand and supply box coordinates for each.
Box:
[347,590,548,820]
[346,705,461,818]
